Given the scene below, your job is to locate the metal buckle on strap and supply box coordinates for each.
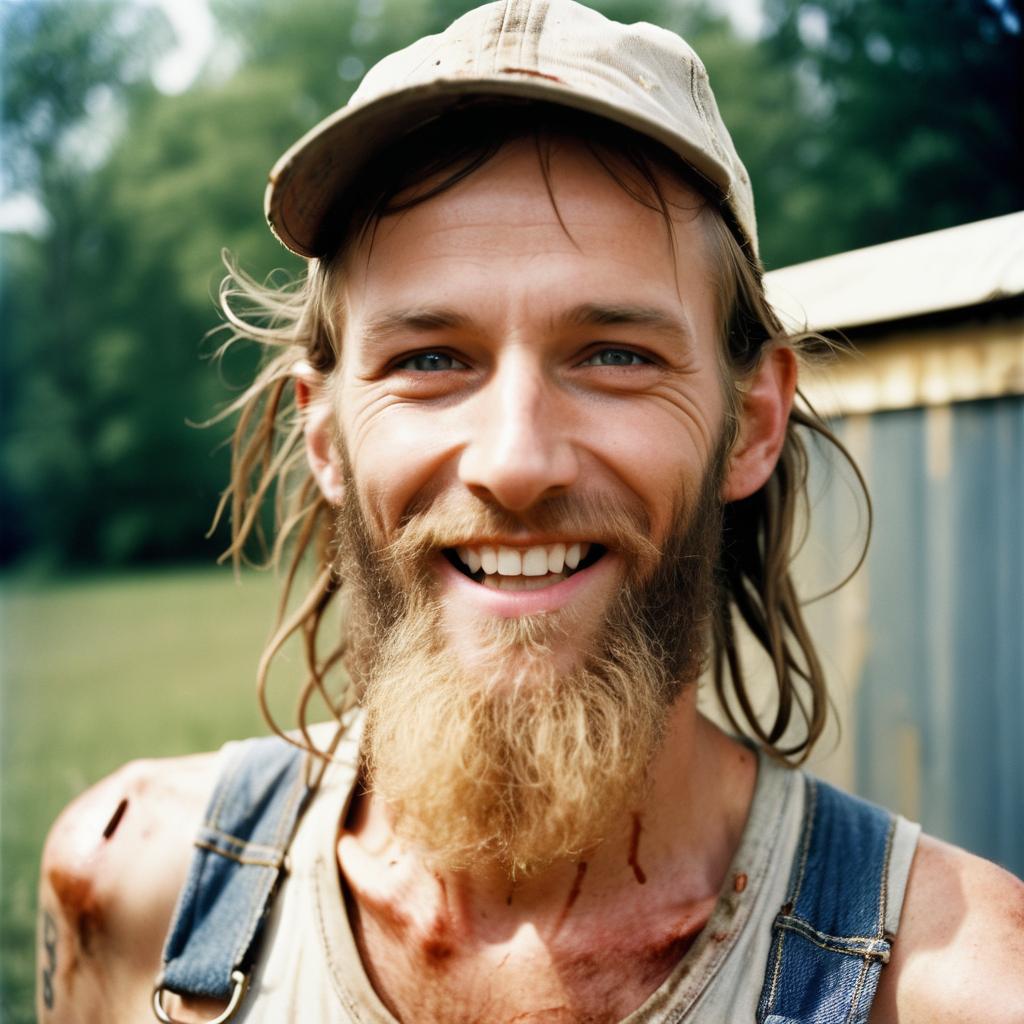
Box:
[152,970,248,1024]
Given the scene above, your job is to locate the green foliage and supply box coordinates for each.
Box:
[0,568,279,1022]
[1,1,181,565]
[757,0,1024,264]
[1,1,172,191]
[1,0,1021,567]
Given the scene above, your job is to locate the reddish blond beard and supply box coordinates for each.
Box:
[335,451,725,875]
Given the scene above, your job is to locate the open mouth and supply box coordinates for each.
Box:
[444,542,607,591]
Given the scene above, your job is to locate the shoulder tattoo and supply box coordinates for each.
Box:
[40,907,58,1012]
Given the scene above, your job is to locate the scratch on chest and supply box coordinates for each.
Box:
[420,872,455,966]
[628,814,647,885]
[553,861,588,934]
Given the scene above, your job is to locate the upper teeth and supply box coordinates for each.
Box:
[455,542,591,576]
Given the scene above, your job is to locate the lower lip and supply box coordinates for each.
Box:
[437,552,618,617]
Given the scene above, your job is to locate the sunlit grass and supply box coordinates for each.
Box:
[0,568,289,1023]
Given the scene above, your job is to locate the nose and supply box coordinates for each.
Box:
[458,354,579,512]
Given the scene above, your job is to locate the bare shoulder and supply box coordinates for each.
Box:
[37,750,221,1023]
[871,833,1024,1024]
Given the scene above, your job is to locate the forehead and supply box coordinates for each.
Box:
[340,136,717,337]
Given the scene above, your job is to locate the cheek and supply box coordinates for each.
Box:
[339,389,463,533]
[579,388,724,536]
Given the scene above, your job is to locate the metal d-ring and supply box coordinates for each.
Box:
[152,970,249,1024]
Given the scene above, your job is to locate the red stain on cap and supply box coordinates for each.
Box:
[499,66,564,83]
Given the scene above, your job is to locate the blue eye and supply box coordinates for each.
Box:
[581,348,649,367]
[397,352,467,372]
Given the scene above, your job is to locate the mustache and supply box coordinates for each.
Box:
[377,489,664,581]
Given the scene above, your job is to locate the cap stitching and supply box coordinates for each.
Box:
[687,63,714,151]
[478,4,492,73]
[495,0,523,72]
[524,0,540,67]
[517,0,529,66]
[486,1,510,75]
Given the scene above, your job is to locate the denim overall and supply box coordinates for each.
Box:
[154,735,903,1024]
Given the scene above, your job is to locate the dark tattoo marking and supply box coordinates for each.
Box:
[41,909,58,1010]
[102,797,129,840]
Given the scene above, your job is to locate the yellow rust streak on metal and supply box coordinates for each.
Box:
[801,320,1024,418]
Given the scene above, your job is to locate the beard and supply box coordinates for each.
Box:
[334,451,725,876]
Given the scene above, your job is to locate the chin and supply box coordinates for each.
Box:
[442,606,599,689]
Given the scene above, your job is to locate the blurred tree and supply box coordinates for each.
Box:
[1,2,169,194]
[757,0,1024,265]
[1,1,174,564]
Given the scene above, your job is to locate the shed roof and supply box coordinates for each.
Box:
[764,211,1024,333]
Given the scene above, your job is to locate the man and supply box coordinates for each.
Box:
[38,2,1023,1022]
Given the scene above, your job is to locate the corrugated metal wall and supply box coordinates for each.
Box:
[801,396,1024,877]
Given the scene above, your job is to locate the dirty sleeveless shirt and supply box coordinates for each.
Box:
[160,719,920,1023]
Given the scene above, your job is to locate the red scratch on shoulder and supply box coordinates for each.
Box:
[102,798,128,840]
[48,866,104,959]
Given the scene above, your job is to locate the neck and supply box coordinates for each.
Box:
[339,693,758,944]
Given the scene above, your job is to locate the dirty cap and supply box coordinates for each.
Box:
[265,0,757,260]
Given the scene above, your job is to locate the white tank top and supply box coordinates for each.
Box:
[232,720,918,1022]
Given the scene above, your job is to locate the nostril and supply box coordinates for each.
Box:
[464,482,499,505]
[457,433,580,513]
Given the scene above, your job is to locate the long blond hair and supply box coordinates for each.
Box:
[210,105,868,764]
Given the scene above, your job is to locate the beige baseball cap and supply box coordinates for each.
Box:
[264,0,757,260]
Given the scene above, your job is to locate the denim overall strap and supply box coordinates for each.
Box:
[156,735,310,1005]
[757,776,898,1024]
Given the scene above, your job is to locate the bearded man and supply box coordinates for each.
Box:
[38,2,1024,1022]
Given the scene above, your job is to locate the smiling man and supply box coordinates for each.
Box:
[38,2,1024,1022]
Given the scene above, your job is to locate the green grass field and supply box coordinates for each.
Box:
[0,568,290,1023]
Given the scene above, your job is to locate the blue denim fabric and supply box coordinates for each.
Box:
[160,740,897,1021]
[756,777,897,1024]
[158,736,310,1001]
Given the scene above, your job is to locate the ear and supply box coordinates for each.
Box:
[721,345,797,503]
[295,363,345,506]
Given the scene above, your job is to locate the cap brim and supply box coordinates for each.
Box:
[265,75,735,259]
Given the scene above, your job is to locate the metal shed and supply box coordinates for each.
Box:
[762,212,1024,876]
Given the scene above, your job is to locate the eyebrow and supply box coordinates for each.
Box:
[361,308,471,347]
[562,302,689,339]
[360,302,690,346]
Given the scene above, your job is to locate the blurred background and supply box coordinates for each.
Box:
[1,0,1022,1018]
